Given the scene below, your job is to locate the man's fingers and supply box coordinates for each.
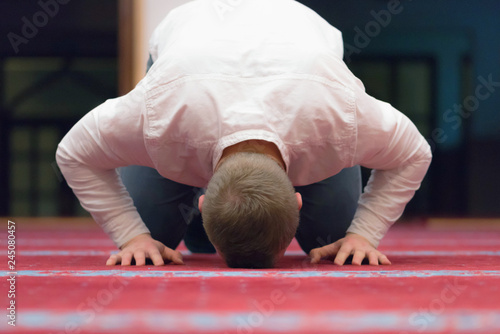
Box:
[134,251,146,266]
[149,249,165,266]
[148,248,165,266]
[111,236,184,266]
[308,234,393,267]
[351,250,366,266]
[334,245,353,266]
[106,254,120,266]
[309,242,341,264]
[172,250,184,265]
[309,248,322,264]
[121,252,133,266]
[379,254,392,265]
[368,252,379,266]
[161,247,184,265]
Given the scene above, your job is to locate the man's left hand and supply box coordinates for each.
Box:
[309,233,391,266]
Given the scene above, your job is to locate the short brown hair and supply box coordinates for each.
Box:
[202,152,299,268]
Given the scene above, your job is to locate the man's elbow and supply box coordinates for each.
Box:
[55,142,76,172]
[421,139,433,167]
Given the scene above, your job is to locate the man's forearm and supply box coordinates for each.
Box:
[347,141,432,248]
[56,144,150,248]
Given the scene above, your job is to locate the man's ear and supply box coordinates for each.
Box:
[296,192,303,210]
[198,194,205,213]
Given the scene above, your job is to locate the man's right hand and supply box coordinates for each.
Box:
[106,233,184,266]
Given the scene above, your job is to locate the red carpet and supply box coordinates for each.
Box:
[1,218,500,333]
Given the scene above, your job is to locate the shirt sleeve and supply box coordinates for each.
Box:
[346,81,432,248]
[56,83,155,248]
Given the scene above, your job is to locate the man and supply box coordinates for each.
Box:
[56,0,432,268]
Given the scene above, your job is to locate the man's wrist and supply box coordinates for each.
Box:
[120,233,152,249]
[345,232,376,248]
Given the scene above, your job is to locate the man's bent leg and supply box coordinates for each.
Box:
[294,166,362,254]
[184,207,216,254]
[119,165,200,250]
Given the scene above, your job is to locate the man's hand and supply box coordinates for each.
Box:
[309,233,391,266]
[106,233,184,266]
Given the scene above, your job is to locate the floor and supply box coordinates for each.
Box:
[1,217,500,334]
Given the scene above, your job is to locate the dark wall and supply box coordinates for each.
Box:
[0,0,118,216]
[0,0,117,57]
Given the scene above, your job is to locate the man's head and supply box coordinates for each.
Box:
[199,152,301,268]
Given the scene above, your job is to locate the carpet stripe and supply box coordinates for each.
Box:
[3,310,500,332]
[3,270,500,278]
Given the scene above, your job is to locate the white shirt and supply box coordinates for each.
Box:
[56,0,432,248]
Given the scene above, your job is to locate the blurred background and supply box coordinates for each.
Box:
[0,0,498,220]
